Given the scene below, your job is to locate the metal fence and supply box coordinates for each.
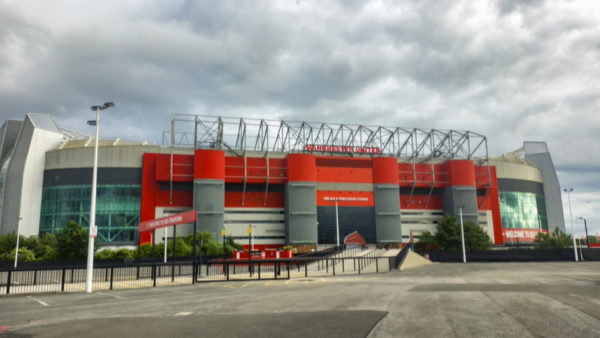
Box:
[1,248,396,295]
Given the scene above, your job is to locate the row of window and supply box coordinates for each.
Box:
[38,185,548,244]
[499,191,547,230]
[39,185,141,243]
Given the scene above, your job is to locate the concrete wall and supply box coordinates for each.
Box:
[1,116,64,236]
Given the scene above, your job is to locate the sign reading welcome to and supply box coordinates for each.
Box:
[138,210,196,233]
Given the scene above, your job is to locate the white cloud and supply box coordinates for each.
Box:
[1,0,599,231]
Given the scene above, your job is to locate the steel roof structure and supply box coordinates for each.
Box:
[163,114,489,163]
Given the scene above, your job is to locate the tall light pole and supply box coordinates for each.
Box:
[14,217,22,268]
[458,206,466,263]
[563,188,578,262]
[578,217,589,249]
[335,200,340,246]
[85,102,115,293]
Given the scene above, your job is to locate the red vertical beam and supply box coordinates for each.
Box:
[488,166,503,245]
[140,153,158,245]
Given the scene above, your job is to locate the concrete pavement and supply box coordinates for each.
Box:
[1,262,599,337]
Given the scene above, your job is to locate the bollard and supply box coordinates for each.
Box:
[61,268,66,291]
[6,270,12,295]
[110,266,114,290]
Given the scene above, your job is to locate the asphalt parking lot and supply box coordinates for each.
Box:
[1,262,599,337]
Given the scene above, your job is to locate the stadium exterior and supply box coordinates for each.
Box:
[0,114,565,250]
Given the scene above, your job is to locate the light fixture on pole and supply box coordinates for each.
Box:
[577,217,589,249]
[458,205,466,263]
[14,217,22,268]
[563,188,578,262]
[85,102,115,293]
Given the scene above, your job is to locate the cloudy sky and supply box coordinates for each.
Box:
[1,0,599,235]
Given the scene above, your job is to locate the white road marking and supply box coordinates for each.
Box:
[97,292,126,300]
[27,296,48,307]
[175,312,193,316]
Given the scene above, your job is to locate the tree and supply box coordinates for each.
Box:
[416,214,491,252]
[534,228,572,249]
[56,221,89,260]
[414,231,439,252]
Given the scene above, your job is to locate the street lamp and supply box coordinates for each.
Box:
[85,102,115,293]
[577,217,589,249]
[563,188,578,262]
[14,217,22,268]
[457,205,466,263]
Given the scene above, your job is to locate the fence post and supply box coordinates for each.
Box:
[136,266,140,280]
[258,262,261,280]
[152,264,157,287]
[287,261,290,279]
[358,259,361,275]
[226,263,230,281]
[61,268,66,292]
[332,259,335,276]
[304,261,308,277]
[33,270,37,285]
[326,258,329,273]
[110,266,114,290]
[6,270,12,295]
[376,258,379,273]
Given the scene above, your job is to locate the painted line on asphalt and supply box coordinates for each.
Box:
[27,296,49,307]
[165,289,193,295]
[174,312,193,316]
[97,292,127,300]
[241,282,254,288]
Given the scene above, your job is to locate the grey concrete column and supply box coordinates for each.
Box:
[374,184,402,243]
[194,179,225,240]
[285,182,317,245]
[443,186,478,223]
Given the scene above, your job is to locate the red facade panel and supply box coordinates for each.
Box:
[225,191,285,208]
[445,160,476,186]
[154,154,194,182]
[372,157,399,185]
[287,153,317,182]
[194,149,225,180]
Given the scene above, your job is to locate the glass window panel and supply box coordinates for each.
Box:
[40,184,141,244]
[499,191,546,230]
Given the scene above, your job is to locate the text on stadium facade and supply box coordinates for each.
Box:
[305,145,381,154]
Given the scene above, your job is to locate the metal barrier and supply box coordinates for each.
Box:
[0,254,394,295]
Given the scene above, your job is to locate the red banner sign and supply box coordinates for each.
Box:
[502,228,547,243]
[138,210,196,233]
[344,231,367,247]
[305,145,381,154]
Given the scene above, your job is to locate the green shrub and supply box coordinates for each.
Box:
[56,221,89,260]
[0,247,36,262]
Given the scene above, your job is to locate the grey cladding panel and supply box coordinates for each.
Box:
[194,180,225,240]
[374,185,402,243]
[443,186,478,223]
[285,183,317,244]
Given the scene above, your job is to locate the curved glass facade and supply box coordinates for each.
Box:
[499,191,547,230]
[39,184,141,243]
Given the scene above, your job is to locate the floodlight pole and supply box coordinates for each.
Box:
[85,102,114,293]
[578,217,589,249]
[14,217,22,268]
[335,200,340,246]
[458,206,466,263]
[564,188,578,262]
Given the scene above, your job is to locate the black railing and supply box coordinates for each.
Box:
[0,253,394,296]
